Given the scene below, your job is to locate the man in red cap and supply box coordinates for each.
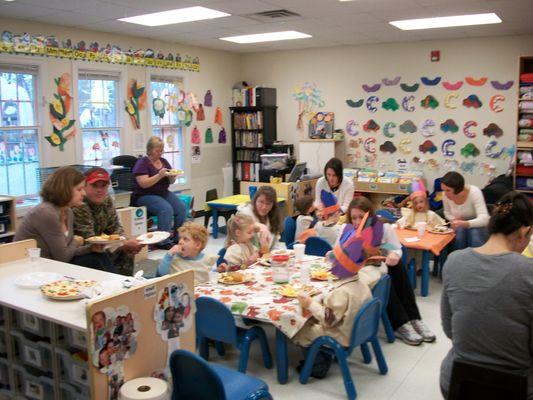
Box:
[73,167,144,275]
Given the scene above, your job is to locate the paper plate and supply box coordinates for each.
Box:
[15,272,64,289]
[429,228,454,235]
[136,231,170,245]
[86,235,125,245]
[218,272,251,285]
[40,280,97,301]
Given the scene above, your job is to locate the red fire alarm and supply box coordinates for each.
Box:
[431,50,440,62]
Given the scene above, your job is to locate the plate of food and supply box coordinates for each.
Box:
[167,169,184,176]
[136,231,170,245]
[15,272,65,289]
[429,225,454,235]
[40,279,97,301]
[218,271,251,285]
[85,234,125,245]
[311,269,336,281]
[279,284,321,298]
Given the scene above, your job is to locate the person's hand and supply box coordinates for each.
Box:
[158,168,169,177]
[121,239,144,255]
[168,244,182,256]
[217,263,228,273]
[247,251,260,265]
[324,250,332,260]
[385,252,400,266]
[298,293,312,309]
[90,243,106,253]
[73,235,84,247]
[451,219,469,230]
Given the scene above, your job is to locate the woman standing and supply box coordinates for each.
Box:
[314,158,354,214]
[132,136,186,249]
[440,192,533,398]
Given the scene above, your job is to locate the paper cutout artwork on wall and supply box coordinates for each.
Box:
[309,112,334,139]
[460,143,480,157]
[421,119,436,137]
[420,76,441,86]
[382,98,399,111]
[483,123,503,138]
[46,73,76,151]
[364,137,376,153]
[444,92,458,109]
[195,103,205,121]
[382,76,401,86]
[153,98,166,118]
[401,95,415,112]
[345,120,360,136]
[465,76,487,86]
[366,96,379,113]
[441,139,456,157]
[419,140,437,154]
[463,121,478,138]
[204,90,213,107]
[442,80,463,91]
[479,162,497,176]
[491,80,514,90]
[363,119,380,132]
[191,126,201,144]
[400,120,417,133]
[205,127,213,143]
[460,161,478,173]
[349,139,361,149]
[503,144,515,159]
[192,145,201,163]
[218,127,227,144]
[214,107,223,126]
[124,79,146,129]
[400,83,419,92]
[346,98,363,108]
[380,141,397,153]
[463,95,482,109]
[420,95,439,109]
[426,159,439,169]
[184,107,193,127]
[362,83,381,93]
[485,140,504,158]
[489,95,505,113]
[443,159,459,170]
[440,119,459,133]
[383,122,397,138]
[166,92,180,113]
[292,82,325,130]
[399,138,412,154]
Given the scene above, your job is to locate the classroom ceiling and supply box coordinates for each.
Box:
[0,0,532,53]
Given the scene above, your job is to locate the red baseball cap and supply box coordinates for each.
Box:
[85,168,110,185]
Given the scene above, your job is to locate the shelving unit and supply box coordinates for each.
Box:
[0,196,16,244]
[515,56,533,197]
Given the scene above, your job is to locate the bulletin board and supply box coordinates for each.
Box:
[86,271,195,400]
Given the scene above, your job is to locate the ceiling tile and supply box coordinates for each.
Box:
[0,2,60,19]
[27,11,110,26]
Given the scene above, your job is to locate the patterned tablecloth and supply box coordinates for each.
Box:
[195,256,336,339]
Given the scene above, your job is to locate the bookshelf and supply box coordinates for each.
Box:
[230,106,277,194]
[515,56,533,197]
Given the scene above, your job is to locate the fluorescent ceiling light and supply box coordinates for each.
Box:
[118,6,230,27]
[220,31,311,44]
[390,13,501,30]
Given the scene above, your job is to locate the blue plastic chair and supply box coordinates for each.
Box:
[371,275,395,343]
[299,298,388,400]
[170,349,273,400]
[195,297,273,374]
[178,193,194,219]
[281,217,296,249]
[305,236,333,257]
[376,209,398,223]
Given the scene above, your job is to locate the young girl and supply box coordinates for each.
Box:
[222,214,262,268]
[397,180,445,229]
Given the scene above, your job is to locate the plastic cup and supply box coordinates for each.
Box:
[27,248,41,263]
[293,243,305,262]
[416,222,427,238]
[248,185,258,201]
[209,270,219,285]
[398,219,407,229]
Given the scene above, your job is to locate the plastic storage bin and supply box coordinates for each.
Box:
[56,348,89,388]
[260,153,289,170]
[60,382,90,400]
[0,326,6,356]
[14,311,51,339]
[0,357,9,390]
[11,331,53,372]
[13,364,54,400]
[0,201,10,218]
[0,218,9,235]
[62,327,87,351]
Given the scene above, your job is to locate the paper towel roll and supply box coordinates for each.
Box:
[119,377,169,400]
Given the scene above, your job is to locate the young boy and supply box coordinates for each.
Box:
[293,196,316,240]
[298,191,343,246]
[157,222,218,284]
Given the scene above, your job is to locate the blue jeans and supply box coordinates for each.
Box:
[454,227,488,250]
[135,192,186,243]
[71,252,117,273]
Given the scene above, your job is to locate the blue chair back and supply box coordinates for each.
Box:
[178,193,194,218]
[281,217,296,246]
[371,275,391,309]
[305,236,332,257]
[376,209,398,223]
[349,298,382,349]
[196,297,238,345]
[170,349,227,400]
[217,248,226,266]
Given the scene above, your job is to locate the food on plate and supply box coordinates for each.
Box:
[218,271,247,284]
[40,280,97,299]
[108,234,121,240]
[311,269,333,281]
[87,233,122,242]
[431,225,451,233]
[146,233,154,239]
[279,283,319,298]
[168,169,184,175]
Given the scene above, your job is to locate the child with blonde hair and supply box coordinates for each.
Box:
[221,214,265,268]
[397,180,445,229]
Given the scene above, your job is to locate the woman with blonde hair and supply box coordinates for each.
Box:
[132,136,186,249]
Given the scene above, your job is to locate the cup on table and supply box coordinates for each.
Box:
[27,247,41,263]
[398,219,407,229]
[415,221,427,238]
[248,185,258,201]
[293,243,305,262]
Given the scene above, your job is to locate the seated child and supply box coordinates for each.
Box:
[221,214,262,269]
[298,190,343,246]
[293,196,316,240]
[157,222,218,284]
[397,180,445,229]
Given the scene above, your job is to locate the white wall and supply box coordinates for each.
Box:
[241,35,533,190]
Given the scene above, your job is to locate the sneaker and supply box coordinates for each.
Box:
[410,319,436,343]
[296,350,333,379]
[395,322,423,346]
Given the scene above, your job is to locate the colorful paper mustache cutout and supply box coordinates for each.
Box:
[479,162,497,176]
[442,80,463,91]
[483,123,503,138]
[399,138,412,154]
[400,120,417,133]
[382,98,399,111]
[489,95,505,112]
[362,83,381,93]
[366,96,379,112]
[503,144,516,159]
[485,140,504,158]
[490,80,514,90]
[364,137,376,153]
[420,95,439,109]
[465,76,487,86]
[443,159,459,170]
[380,141,397,153]
[463,121,478,138]
[420,76,441,86]
[441,119,459,133]
[382,76,401,86]
[460,143,480,157]
[444,92,458,109]
[363,119,380,132]
[346,99,364,108]
[463,94,482,109]
[419,140,437,154]
[421,119,436,137]
[400,83,419,92]
[401,95,415,112]
[441,139,456,157]
[346,120,360,136]
[426,159,439,169]
[461,161,478,173]
[383,122,397,138]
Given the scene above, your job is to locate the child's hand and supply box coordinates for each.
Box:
[385,252,400,266]
[217,263,228,273]
[168,244,181,256]
[246,251,260,265]
[298,293,312,309]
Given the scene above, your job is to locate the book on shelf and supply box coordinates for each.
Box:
[235,162,260,182]
[233,112,263,130]
[232,87,276,107]
[235,131,263,147]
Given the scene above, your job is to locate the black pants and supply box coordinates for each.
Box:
[71,252,117,274]
[387,261,421,330]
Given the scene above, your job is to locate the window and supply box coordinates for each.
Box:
[78,71,120,163]
[151,76,187,186]
[0,64,39,196]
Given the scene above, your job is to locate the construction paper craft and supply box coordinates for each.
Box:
[346,99,363,108]
[420,95,439,109]
[442,80,463,90]
[490,80,514,90]
[364,153,377,166]
[191,126,201,144]
[460,143,480,157]
[205,127,213,143]
[443,159,459,170]
[214,106,223,125]
[419,140,437,154]
[460,161,478,173]
[204,90,213,107]
[421,119,436,137]
[153,98,166,118]
[184,107,193,127]
[426,159,439,169]
[187,92,198,109]
[463,121,478,138]
[382,76,401,86]
[382,98,399,111]
[195,103,205,121]
[218,127,227,144]
[401,95,415,112]
[380,141,397,153]
[441,139,456,157]
[399,120,417,133]
[46,73,76,151]
[479,162,497,176]
[400,83,419,92]
[166,92,180,113]
[440,119,459,133]
[366,96,379,113]
[399,138,412,154]
[485,140,504,158]
[363,119,380,132]
[489,95,505,112]
[362,83,381,93]
[465,76,487,86]
[124,79,146,129]
[444,92,458,109]
[483,123,503,138]
[421,76,441,86]
[502,144,515,159]
[463,94,482,109]
[346,120,360,136]
[383,122,397,138]
[293,82,325,130]
[364,137,376,153]
[411,156,423,166]
[349,139,361,148]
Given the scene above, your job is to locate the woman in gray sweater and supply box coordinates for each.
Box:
[440,191,533,398]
